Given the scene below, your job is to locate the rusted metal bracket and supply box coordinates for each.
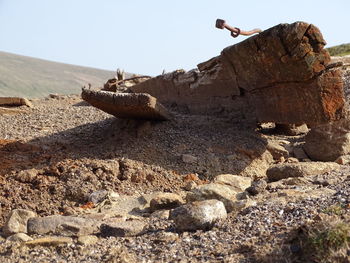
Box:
[215,19,262,38]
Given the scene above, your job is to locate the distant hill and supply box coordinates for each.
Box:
[0,51,119,98]
[326,43,350,57]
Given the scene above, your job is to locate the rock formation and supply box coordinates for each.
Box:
[131,22,344,126]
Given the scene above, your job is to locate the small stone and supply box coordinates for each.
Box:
[287,157,299,163]
[150,210,170,220]
[14,169,38,183]
[6,233,33,242]
[88,190,109,204]
[154,232,179,243]
[149,193,184,212]
[77,235,99,245]
[213,174,252,192]
[100,220,147,237]
[266,141,289,160]
[169,200,227,232]
[246,179,267,195]
[335,155,350,165]
[186,183,243,213]
[3,209,37,237]
[182,154,198,164]
[25,236,73,247]
[184,180,197,191]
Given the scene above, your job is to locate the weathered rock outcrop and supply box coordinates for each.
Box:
[81,88,171,121]
[131,22,344,125]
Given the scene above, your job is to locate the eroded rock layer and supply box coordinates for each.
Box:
[131,22,345,125]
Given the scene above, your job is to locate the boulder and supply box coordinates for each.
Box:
[169,200,227,232]
[131,22,344,125]
[2,209,37,237]
[267,162,339,182]
[81,89,171,121]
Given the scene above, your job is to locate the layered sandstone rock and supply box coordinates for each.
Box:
[131,22,344,125]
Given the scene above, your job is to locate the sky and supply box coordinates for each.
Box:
[0,0,349,76]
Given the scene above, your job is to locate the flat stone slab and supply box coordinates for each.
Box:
[0,97,32,107]
[81,88,171,121]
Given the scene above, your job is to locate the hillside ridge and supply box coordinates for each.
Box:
[0,51,119,98]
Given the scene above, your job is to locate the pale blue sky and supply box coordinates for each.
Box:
[0,0,349,76]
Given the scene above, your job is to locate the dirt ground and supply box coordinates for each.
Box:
[0,95,349,262]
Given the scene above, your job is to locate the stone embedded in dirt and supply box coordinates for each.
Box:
[266,162,340,182]
[169,199,227,232]
[6,233,33,242]
[27,215,99,236]
[100,220,147,237]
[2,209,37,237]
[213,174,252,192]
[186,183,246,213]
[181,154,198,164]
[14,168,38,183]
[77,235,99,246]
[25,236,73,247]
[184,180,197,191]
[266,141,289,160]
[154,231,179,243]
[246,179,267,195]
[150,210,170,220]
[149,193,184,212]
[335,155,350,165]
[304,119,350,161]
[81,88,172,121]
[88,190,110,204]
[0,97,33,108]
[131,22,344,126]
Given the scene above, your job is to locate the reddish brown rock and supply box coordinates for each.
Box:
[131,22,344,125]
[81,88,171,121]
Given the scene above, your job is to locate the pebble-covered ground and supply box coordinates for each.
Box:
[0,95,349,262]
